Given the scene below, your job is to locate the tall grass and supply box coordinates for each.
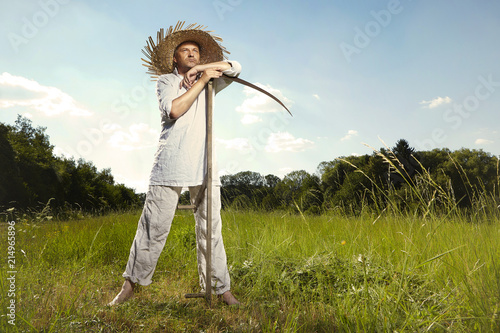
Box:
[1,206,498,332]
[332,143,500,222]
[228,210,499,331]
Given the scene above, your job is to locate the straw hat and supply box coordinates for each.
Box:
[141,21,229,78]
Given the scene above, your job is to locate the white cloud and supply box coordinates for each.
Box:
[313,94,320,100]
[108,123,159,151]
[341,129,358,141]
[216,137,252,151]
[113,174,149,193]
[265,132,314,153]
[0,72,92,117]
[235,83,292,124]
[420,96,452,109]
[475,138,493,145]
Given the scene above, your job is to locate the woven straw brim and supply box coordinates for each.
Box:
[141,22,229,79]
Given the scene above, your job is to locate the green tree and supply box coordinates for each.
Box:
[275,170,322,213]
[390,139,420,188]
[0,116,141,213]
[0,123,27,206]
[264,174,280,188]
[221,171,267,209]
[6,116,62,206]
[440,148,497,206]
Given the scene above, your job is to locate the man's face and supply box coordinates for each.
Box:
[173,42,200,72]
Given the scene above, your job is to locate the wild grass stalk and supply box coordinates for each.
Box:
[1,194,499,331]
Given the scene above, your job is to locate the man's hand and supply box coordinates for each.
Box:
[180,62,231,90]
[181,66,225,90]
[199,67,224,83]
[180,66,200,89]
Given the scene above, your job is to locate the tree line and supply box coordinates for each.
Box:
[0,116,142,215]
[2,116,499,217]
[220,139,500,215]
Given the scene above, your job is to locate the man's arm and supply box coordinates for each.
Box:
[169,66,224,119]
[181,61,231,90]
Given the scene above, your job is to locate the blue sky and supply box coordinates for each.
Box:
[1,0,500,193]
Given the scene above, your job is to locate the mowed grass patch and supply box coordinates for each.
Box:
[1,210,499,332]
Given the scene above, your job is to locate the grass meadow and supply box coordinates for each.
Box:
[1,206,499,332]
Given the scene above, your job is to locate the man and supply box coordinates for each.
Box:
[109,23,241,306]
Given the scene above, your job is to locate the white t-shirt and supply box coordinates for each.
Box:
[149,61,242,187]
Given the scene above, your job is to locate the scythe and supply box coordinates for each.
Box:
[223,74,293,116]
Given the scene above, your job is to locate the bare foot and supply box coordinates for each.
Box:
[221,291,240,306]
[108,279,134,306]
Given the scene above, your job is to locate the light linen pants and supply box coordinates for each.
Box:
[123,185,231,295]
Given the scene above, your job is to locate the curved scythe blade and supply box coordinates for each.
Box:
[223,74,293,116]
